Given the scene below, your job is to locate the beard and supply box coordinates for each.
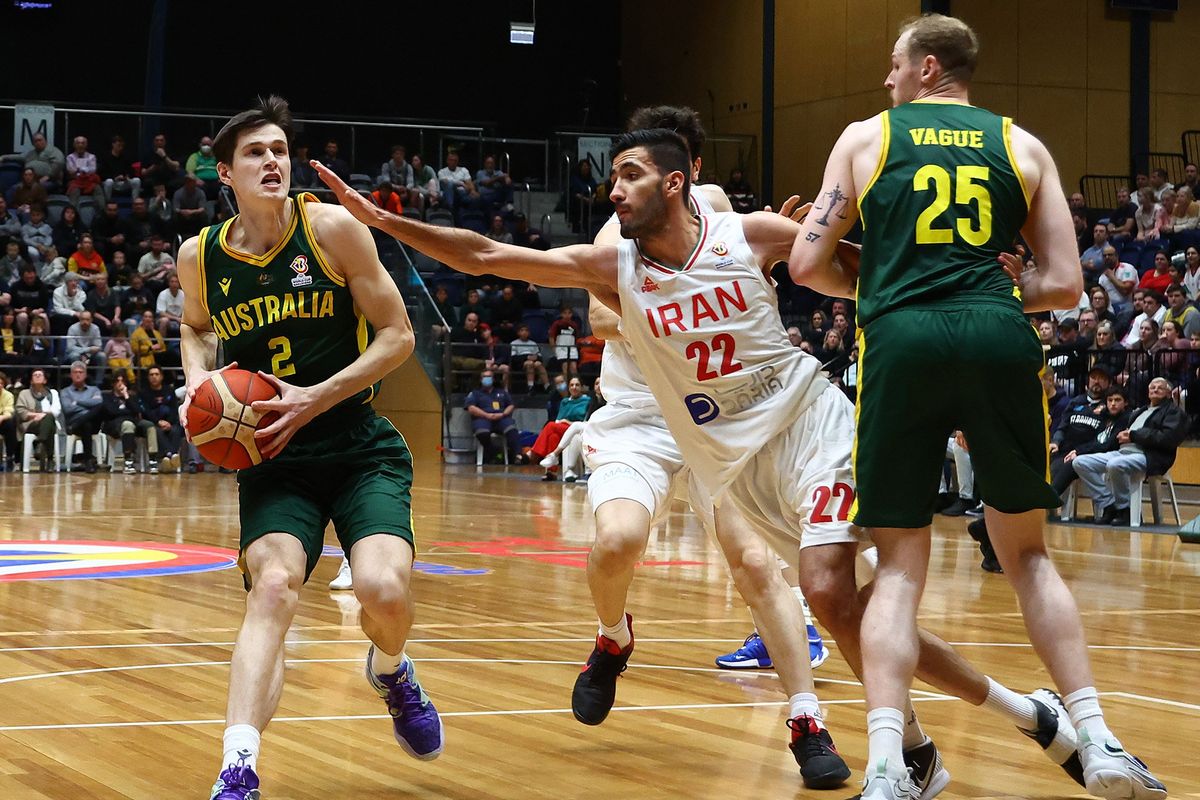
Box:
[618,189,668,240]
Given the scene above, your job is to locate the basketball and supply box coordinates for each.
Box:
[835,239,861,281]
[186,369,280,470]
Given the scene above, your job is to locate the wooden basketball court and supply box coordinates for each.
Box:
[0,466,1195,799]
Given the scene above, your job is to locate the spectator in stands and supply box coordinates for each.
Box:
[407,153,439,212]
[65,308,106,380]
[156,272,184,338]
[15,368,60,470]
[65,135,105,209]
[1155,319,1191,385]
[1150,168,1174,202]
[185,136,220,200]
[464,368,525,464]
[1092,327,1123,378]
[102,371,159,474]
[172,176,208,237]
[104,324,134,383]
[108,249,132,286]
[0,370,15,471]
[10,264,50,335]
[52,205,85,259]
[128,197,166,260]
[20,206,53,264]
[60,360,102,472]
[548,304,580,380]
[804,308,829,348]
[1071,211,1089,253]
[0,197,21,251]
[540,378,606,482]
[0,313,22,371]
[92,201,133,263]
[1037,319,1055,345]
[458,287,489,326]
[437,151,479,213]
[1126,289,1167,345]
[1184,162,1200,195]
[1079,224,1110,282]
[1164,284,1200,336]
[50,274,86,335]
[149,183,175,235]
[85,273,120,335]
[568,161,598,233]
[0,240,24,286]
[8,169,47,221]
[479,326,510,389]
[1078,309,1099,345]
[23,315,53,370]
[370,181,403,215]
[1182,246,1200,299]
[1089,287,1117,326]
[1053,386,1128,501]
[430,284,455,337]
[816,328,848,377]
[1106,186,1137,243]
[290,143,317,189]
[511,212,549,250]
[141,133,182,192]
[450,311,486,375]
[123,273,155,331]
[98,134,141,200]
[139,365,183,473]
[380,145,413,190]
[1072,377,1186,525]
[67,233,106,283]
[18,133,65,190]
[787,326,803,348]
[1165,185,1200,235]
[131,309,167,370]
[531,376,590,479]
[138,235,175,292]
[319,139,351,182]
[489,284,522,341]
[1138,250,1173,294]
[724,168,756,213]
[485,215,513,244]
[475,155,513,213]
[1135,187,1163,243]
[509,323,549,392]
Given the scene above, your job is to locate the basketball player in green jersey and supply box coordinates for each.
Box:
[175,97,444,800]
[789,15,1165,800]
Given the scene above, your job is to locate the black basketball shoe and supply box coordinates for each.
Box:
[571,614,634,726]
[787,714,851,789]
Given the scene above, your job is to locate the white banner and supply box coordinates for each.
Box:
[13,104,54,153]
[577,136,613,181]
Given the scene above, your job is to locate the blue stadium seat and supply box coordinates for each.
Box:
[0,162,21,195]
[522,309,551,342]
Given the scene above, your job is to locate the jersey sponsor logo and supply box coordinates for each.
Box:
[685,392,720,425]
[218,277,232,296]
[0,541,238,582]
[711,242,728,256]
[289,254,313,288]
[209,290,337,341]
[643,280,748,338]
[641,276,660,293]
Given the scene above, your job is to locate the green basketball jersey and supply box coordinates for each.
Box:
[856,100,1030,327]
[197,193,378,415]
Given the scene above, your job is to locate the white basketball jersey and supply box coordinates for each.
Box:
[600,186,717,407]
[615,212,830,498]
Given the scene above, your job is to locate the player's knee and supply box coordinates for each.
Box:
[726,546,778,601]
[248,567,300,616]
[591,520,646,568]
[803,572,858,633]
[355,573,411,618]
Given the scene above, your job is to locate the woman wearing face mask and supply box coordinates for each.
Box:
[186,136,220,200]
[531,377,590,480]
[539,378,606,482]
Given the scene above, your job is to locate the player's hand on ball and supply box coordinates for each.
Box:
[250,371,323,460]
[180,360,238,439]
[312,161,385,228]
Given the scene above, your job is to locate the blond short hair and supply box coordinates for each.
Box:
[899,13,979,83]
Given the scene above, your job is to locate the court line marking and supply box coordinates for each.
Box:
[1105,692,1200,712]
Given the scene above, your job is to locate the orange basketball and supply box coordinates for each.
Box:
[186,369,280,470]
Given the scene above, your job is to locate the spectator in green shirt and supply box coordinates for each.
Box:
[185,136,221,200]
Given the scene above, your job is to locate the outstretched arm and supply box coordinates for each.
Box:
[314,161,621,310]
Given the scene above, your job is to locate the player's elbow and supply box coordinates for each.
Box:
[1044,267,1085,309]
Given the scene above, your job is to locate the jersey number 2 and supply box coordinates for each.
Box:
[685,334,743,382]
[913,164,992,246]
[810,482,854,524]
[268,336,296,378]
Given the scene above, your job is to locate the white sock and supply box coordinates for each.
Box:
[788,691,822,722]
[599,614,632,650]
[790,586,815,628]
[370,645,405,677]
[983,676,1039,728]
[866,707,906,772]
[222,724,261,772]
[902,699,926,749]
[1063,686,1115,744]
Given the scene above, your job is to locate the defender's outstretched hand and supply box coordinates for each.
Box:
[312,160,386,228]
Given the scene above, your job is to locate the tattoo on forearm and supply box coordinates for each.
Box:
[805,231,821,242]
[816,184,850,226]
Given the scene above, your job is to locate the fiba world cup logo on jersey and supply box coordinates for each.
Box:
[289,254,313,287]
[711,242,728,256]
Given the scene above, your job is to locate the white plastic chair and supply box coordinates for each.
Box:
[22,433,62,473]
[1061,471,1180,527]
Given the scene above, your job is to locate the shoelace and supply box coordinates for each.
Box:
[386,674,430,719]
[787,715,834,758]
[585,645,629,680]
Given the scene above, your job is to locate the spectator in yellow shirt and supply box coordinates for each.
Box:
[130,309,166,369]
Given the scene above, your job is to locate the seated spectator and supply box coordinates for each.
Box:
[8,168,48,218]
[20,206,54,264]
[52,205,86,259]
[290,143,317,189]
[65,135,105,209]
[1155,319,1190,382]
[437,151,479,212]
[0,312,23,370]
[938,431,978,516]
[85,273,120,335]
[568,161,598,233]
[485,215,513,244]
[489,284,522,341]
[406,153,439,212]
[60,360,103,472]
[530,376,590,479]
[0,240,25,286]
[1106,186,1137,243]
[1164,185,1200,235]
[1037,319,1055,345]
[104,325,134,383]
[480,327,510,389]
[173,176,209,237]
[1120,290,1165,347]
[65,310,106,382]
[380,145,413,191]
[1138,251,1173,294]
[430,284,455,338]
[318,139,350,182]
[539,377,606,482]
[156,272,185,338]
[19,132,65,190]
[450,311,486,377]
[1077,309,1099,345]
[37,245,67,288]
[1043,362,1071,430]
[128,197,168,260]
[1097,245,1138,313]
[787,326,803,348]
[185,136,220,200]
[1163,284,1200,337]
[0,197,21,251]
[138,235,175,292]
[108,248,133,287]
[459,287,490,326]
[139,365,183,472]
[1184,162,1200,196]
[1183,246,1200,299]
[1150,168,1174,202]
[1053,386,1129,502]
[511,213,550,250]
[509,323,549,392]
[816,328,849,377]
[1071,377,1187,525]
[1079,224,1111,282]
[67,233,106,283]
[10,264,51,334]
[141,133,182,192]
[1134,187,1163,244]
[548,304,580,379]
[51,274,87,335]
[131,309,168,370]
[1090,321,1125,376]
[102,371,161,474]
[92,201,135,263]
[724,168,756,213]
[23,315,53,370]
[98,134,141,200]
[1072,211,1089,253]
[15,368,61,469]
[0,370,15,470]
[370,181,403,215]
[1089,287,1117,326]
[123,274,156,332]
[475,155,513,212]
[804,309,829,349]
[464,368,526,465]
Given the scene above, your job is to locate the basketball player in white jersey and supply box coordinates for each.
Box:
[315,133,1089,797]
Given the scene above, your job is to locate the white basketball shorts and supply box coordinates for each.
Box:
[583,402,685,526]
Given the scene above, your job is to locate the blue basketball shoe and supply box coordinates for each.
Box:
[715,627,829,670]
[365,648,444,760]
